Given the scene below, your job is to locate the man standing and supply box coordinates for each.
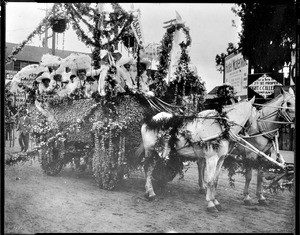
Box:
[16,109,31,152]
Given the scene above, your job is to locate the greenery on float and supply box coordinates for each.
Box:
[151,23,206,112]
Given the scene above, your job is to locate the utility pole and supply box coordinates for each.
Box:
[52,31,56,55]
[39,4,55,55]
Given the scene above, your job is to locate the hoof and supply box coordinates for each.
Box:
[244,199,253,206]
[215,204,222,211]
[199,188,206,195]
[207,206,218,213]
[144,192,156,201]
[258,199,268,206]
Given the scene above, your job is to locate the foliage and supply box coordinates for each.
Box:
[5,3,134,66]
[232,2,296,72]
[151,23,206,110]
[215,42,237,74]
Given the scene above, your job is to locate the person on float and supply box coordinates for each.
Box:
[85,69,101,98]
[56,72,73,97]
[36,71,55,94]
[129,58,154,97]
[116,55,136,90]
[65,73,79,95]
[77,69,88,86]
[98,49,126,96]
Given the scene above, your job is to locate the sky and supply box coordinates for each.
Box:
[5,2,242,92]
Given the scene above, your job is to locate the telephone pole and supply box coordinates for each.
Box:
[39,4,56,55]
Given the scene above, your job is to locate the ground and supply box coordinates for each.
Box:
[4,150,295,233]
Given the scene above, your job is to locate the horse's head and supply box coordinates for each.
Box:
[223,96,255,135]
[280,87,295,124]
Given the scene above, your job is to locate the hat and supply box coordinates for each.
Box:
[63,53,92,74]
[40,53,62,67]
[36,72,51,83]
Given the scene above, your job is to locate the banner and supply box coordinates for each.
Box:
[131,9,145,47]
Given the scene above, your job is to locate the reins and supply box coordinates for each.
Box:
[253,103,295,110]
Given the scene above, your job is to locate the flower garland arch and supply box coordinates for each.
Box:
[152,23,206,112]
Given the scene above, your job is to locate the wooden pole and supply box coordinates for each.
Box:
[52,31,56,55]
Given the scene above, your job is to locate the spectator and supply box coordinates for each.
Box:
[16,109,31,152]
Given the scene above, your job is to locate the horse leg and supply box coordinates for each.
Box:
[211,154,226,211]
[243,167,253,206]
[256,166,267,205]
[143,150,157,201]
[197,158,206,194]
[204,154,219,212]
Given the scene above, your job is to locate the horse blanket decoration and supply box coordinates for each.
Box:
[139,97,255,212]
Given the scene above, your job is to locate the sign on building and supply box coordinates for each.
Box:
[224,52,249,98]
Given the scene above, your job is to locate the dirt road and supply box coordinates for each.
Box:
[4,156,295,233]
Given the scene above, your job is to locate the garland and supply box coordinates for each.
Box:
[6,3,134,64]
[65,3,97,47]
[92,118,128,190]
[151,22,206,111]
[67,4,95,32]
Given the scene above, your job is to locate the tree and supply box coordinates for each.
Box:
[232,2,296,73]
[215,43,237,81]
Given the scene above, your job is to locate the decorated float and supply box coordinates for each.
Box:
[5,3,206,190]
[5,3,294,196]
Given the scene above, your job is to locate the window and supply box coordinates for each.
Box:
[13,61,21,71]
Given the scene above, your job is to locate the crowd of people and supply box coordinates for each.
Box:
[12,50,156,101]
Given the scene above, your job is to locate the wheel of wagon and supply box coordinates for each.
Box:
[40,147,64,176]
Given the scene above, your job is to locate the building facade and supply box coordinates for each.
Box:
[5,42,91,80]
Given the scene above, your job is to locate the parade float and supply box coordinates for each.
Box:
[5,3,206,190]
[5,3,294,196]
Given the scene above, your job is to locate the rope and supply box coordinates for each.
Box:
[258,120,293,124]
[239,128,279,139]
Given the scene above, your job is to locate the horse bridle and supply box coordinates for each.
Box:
[255,95,295,125]
[278,95,295,123]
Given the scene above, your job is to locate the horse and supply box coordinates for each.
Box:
[138,97,255,212]
[197,87,295,206]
